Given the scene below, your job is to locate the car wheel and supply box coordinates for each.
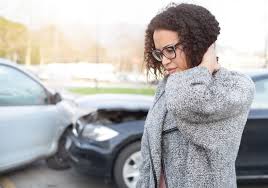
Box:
[113,141,142,188]
[46,129,71,170]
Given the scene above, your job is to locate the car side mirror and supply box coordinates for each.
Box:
[51,92,62,104]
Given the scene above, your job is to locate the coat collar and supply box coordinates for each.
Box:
[145,75,169,186]
[151,75,168,108]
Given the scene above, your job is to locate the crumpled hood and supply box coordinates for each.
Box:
[56,93,95,125]
[75,94,154,111]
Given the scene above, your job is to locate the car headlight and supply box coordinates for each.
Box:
[82,124,119,141]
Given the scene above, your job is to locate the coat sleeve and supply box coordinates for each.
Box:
[165,66,255,150]
[165,66,255,123]
[136,128,151,188]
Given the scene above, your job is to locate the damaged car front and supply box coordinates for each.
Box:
[66,94,153,188]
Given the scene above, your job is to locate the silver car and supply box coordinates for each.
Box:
[0,58,87,172]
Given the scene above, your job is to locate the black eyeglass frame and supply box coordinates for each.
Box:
[151,42,183,62]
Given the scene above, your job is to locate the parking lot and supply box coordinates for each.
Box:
[1,160,268,188]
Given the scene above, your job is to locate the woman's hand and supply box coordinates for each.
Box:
[199,43,220,74]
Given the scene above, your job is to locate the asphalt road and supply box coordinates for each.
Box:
[0,160,115,188]
[1,160,268,188]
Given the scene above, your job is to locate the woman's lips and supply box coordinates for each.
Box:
[167,68,177,74]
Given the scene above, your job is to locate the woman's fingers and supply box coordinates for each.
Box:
[199,43,218,74]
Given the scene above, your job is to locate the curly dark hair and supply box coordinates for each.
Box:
[144,3,220,79]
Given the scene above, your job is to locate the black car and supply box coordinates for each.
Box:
[66,94,152,188]
[235,70,268,179]
[67,71,268,188]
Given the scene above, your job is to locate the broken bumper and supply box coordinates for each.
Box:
[66,122,143,180]
[66,134,117,179]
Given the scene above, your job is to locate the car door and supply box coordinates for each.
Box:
[236,76,268,176]
[0,64,63,172]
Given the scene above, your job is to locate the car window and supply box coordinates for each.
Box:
[251,78,268,109]
[0,65,47,106]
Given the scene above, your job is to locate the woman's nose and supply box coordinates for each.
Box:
[161,56,171,66]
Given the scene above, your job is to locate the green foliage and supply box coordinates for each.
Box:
[68,87,155,95]
[0,17,28,63]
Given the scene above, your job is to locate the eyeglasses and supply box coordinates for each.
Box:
[151,42,182,62]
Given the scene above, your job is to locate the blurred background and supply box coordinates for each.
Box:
[0,0,267,95]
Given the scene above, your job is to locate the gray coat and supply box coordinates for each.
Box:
[136,66,255,188]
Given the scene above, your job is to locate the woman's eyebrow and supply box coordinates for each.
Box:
[155,42,179,50]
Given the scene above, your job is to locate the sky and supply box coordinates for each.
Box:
[0,0,267,53]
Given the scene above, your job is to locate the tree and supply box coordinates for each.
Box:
[0,17,28,63]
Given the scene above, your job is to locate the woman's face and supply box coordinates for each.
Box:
[153,29,189,75]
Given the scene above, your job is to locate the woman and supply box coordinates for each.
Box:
[136,3,255,188]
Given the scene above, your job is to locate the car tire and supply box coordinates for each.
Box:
[46,129,71,170]
[113,141,141,188]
